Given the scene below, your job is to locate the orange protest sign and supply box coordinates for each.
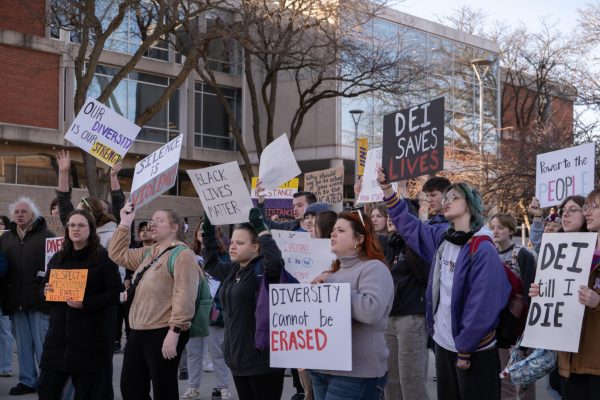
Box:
[46,269,88,302]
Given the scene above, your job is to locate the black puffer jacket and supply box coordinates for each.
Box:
[0,217,55,315]
[40,246,120,372]
[379,233,430,316]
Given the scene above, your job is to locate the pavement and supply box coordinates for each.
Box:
[0,350,556,399]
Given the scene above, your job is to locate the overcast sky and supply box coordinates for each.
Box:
[395,0,588,34]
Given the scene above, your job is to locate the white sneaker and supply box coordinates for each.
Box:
[220,388,231,399]
[181,387,201,399]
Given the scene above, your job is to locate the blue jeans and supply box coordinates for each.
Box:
[0,314,13,373]
[185,337,205,388]
[10,310,49,388]
[309,371,387,400]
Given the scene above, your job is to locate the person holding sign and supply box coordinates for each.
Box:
[256,179,317,232]
[378,168,511,400]
[309,211,394,400]
[201,209,286,400]
[529,188,600,400]
[38,210,121,400]
[109,203,202,400]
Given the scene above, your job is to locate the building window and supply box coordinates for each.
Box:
[87,65,180,144]
[194,83,240,151]
[0,155,58,187]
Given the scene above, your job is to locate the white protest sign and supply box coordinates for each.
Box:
[65,98,141,166]
[271,230,335,284]
[356,147,397,204]
[45,237,64,271]
[521,232,597,352]
[535,143,595,208]
[187,161,254,225]
[270,283,352,370]
[258,134,301,190]
[130,135,183,208]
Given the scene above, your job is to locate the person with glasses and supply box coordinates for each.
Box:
[109,202,202,400]
[38,210,121,400]
[377,168,511,400]
[529,188,600,400]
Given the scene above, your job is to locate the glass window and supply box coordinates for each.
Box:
[15,156,58,187]
[0,156,16,184]
[341,95,373,146]
[205,13,241,75]
[373,18,398,44]
[399,27,427,70]
[194,84,240,151]
[428,74,453,110]
[428,35,453,76]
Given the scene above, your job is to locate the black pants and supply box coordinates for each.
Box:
[38,369,113,400]
[233,369,285,400]
[435,344,500,400]
[120,328,189,400]
[563,373,600,400]
[291,368,304,393]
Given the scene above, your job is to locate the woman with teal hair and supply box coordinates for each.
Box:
[378,168,511,400]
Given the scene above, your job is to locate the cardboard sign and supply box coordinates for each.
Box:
[269,283,352,370]
[356,147,397,204]
[251,177,299,199]
[64,98,141,166]
[258,134,302,190]
[46,269,89,302]
[271,230,335,284]
[521,232,597,352]
[188,161,255,225]
[130,135,183,208]
[382,97,444,182]
[304,167,344,208]
[45,237,65,271]
[357,137,369,177]
[535,143,595,208]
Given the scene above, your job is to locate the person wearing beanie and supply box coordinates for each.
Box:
[303,202,333,237]
[377,167,510,400]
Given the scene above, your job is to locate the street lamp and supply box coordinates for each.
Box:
[349,109,364,180]
[470,58,492,159]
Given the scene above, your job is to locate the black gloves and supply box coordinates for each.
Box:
[249,208,269,235]
[202,213,215,236]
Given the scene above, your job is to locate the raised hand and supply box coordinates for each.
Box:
[119,201,136,227]
[57,150,71,173]
[528,197,543,218]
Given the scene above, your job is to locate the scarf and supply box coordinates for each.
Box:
[444,228,475,246]
[16,220,34,240]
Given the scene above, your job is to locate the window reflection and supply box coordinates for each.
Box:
[194,83,240,151]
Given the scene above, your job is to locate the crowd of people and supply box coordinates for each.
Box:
[0,150,598,400]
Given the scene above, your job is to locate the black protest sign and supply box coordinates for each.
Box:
[382,97,444,183]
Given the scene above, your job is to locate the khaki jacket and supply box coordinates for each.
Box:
[108,225,201,331]
[558,263,600,378]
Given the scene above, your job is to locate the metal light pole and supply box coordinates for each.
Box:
[349,109,364,180]
[470,58,492,184]
[470,59,492,158]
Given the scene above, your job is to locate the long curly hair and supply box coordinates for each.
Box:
[330,210,387,273]
[57,210,101,265]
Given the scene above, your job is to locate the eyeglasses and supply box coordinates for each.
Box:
[442,193,464,207]
[582,203,599,213]
[559,207,582,217]
[67,223,88,229]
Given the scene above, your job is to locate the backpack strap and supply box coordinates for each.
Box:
[166,245,190,276]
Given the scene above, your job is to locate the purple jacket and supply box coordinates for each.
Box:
[385,193,511,354]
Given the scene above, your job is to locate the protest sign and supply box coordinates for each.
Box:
[130,135,183,208]
[535,143,595,208]
[304,166,344,208]
[269,283,351,370]
[45,237,65,271]
[258,134,301,190]
[382,97,444,182]
[64,98,141,167]
[46,269,89,302]
[271,230,335,284]
[356,147,397,204]
[521,232,597,352]
[357,138,369,177]
[188,161,254,225]
[251,177,299,199]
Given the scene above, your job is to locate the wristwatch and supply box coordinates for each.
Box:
[172,326,182,334]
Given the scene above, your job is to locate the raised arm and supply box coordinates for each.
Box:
[56,150,75,226]
[110,162,125,223]
[201,216,235,282]
[249,208,283,282]
[108,202,147,270]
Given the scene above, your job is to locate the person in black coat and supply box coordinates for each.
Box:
[202,208,285,400]
[38,209,121,400]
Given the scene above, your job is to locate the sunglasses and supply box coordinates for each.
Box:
[80,197,92,210]
[351,209,366,227]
